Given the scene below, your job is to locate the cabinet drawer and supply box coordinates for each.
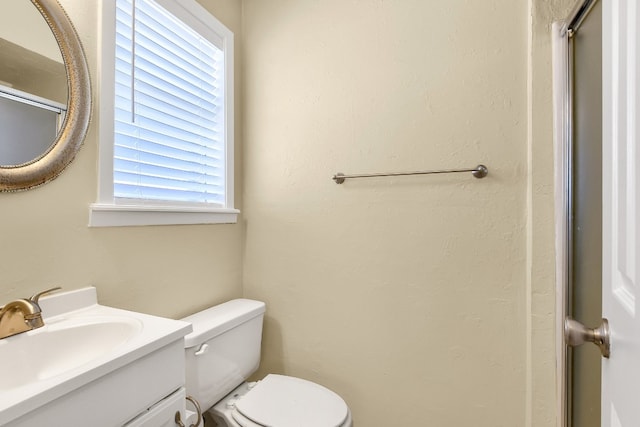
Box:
[124,388,185,427]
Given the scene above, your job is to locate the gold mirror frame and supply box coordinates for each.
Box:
[0,0,91,191]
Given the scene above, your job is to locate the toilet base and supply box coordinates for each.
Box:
[207,382,253,427]
[206,380,353,427]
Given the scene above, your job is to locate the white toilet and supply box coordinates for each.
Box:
[181,299,353,427]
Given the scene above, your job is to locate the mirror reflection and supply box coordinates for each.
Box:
[0,1,67,166]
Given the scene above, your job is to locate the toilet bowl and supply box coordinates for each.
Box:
[209,375,352,427]
[181,299,352,427]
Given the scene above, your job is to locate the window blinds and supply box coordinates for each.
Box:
[114,0,225,205]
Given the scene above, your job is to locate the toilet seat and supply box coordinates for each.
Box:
[231,374,349,427]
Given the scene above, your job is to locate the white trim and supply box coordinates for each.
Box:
[89,203,239,227]
[94,0,236,227]
[223,23,235,211]
[153,0,228,48]
[552,21,570,427]
[97,0,116,204]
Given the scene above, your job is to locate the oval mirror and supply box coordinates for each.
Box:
[0,0,90,191]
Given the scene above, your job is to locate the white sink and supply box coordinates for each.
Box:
[0,315,141,390]
[0,287,192,426]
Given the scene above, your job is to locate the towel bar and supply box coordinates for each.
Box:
[332,164,488,184]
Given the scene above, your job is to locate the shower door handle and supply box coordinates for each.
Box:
[564,317,611,358]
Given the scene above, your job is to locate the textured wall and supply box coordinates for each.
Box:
[242,1,529,425]
[0,0,244,319]
[0,0,578,425]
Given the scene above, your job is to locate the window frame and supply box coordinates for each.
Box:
[90,0,238,227]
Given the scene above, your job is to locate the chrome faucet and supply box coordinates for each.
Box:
[0,287,61,339]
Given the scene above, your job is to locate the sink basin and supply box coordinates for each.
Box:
[0,316,142,390]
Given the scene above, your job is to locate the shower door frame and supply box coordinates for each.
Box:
[553,1,601,427]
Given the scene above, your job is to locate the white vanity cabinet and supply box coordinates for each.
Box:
[0,288,192,427]
[7,340,188,427]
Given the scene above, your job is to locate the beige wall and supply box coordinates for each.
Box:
[0,3,66,103]
[0,0,578,425]
[0,0,245,319]
[0,1,61,62]
[242,0,579,425]
[242,0,534,425]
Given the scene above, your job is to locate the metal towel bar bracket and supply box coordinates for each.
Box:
[332,164,488,184]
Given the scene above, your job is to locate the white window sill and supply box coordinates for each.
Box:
[89,203,239,227]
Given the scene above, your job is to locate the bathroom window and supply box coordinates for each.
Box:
[91,0,237,227]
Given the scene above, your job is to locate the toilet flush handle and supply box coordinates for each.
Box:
[194,343,209,356]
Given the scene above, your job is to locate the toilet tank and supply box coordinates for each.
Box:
[181,299,266,410]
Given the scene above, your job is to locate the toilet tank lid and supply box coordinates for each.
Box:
[181,299,266,349]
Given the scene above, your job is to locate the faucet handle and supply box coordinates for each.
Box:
[29,287,62,305]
